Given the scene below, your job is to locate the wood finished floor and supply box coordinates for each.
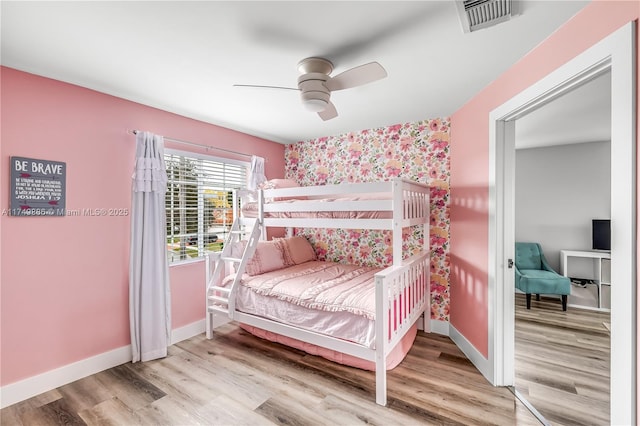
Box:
[2,299,610,426]
[2,323,540,426]
[514,293,610,426]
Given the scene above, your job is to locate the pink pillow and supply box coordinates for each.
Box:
[230,240,246,258]
[245,240,287,276]
[259,178,300,189]
[280,236,316,266]
[259,178,307,201]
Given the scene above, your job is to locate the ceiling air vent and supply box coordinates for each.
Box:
[455,0,518,33]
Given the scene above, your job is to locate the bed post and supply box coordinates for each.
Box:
[392,179,403,266]
[423,187,431,333]
[375,274,389,405]
[258,189,267,240]
[205,254,213,339]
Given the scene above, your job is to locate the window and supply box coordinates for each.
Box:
[164,149,248,264]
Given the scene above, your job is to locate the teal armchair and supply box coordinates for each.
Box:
[515,242,571,311]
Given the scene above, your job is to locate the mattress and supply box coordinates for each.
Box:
[223,261,381,348]
[227,261,419,370]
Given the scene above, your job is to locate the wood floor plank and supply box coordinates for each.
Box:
[136,396,212,426]
[32,399,87,426]
[316,393,426,426]
[28,389,63,408]
[188,329,357,404]
[190,336,332,404]
[573,381,610,402]
[255,396,335,426]
[193,394,278,426]
[126,350,272,411]
[57,375,115,414]
[77,397,143,426]
[92,365,166,412]
[527,383,609,426]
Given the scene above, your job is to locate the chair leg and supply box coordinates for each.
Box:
[526,294,531,309]
[536,294,541,301]
[561,295,567,311]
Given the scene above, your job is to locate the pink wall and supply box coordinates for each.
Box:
[450,1,639,357]
[0,67,285,385]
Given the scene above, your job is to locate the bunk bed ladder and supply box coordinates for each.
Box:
[206,217,262,321]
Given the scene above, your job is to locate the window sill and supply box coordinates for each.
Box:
[168,251,221,267]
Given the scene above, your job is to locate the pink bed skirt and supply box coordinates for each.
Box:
[239,322,418,371]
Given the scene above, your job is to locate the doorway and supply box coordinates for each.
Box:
[513,123,612,422]
[488,22,636,425]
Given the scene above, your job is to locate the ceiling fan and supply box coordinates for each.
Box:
[234,57,387,121]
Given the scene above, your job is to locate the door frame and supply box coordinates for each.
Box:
[488,22,636,424]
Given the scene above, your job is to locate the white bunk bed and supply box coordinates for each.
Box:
[205,177,430,406]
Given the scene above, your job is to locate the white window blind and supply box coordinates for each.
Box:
[164,150,247,263]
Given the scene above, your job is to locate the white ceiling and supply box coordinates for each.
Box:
[515,70,611,149]
[1,1,596,145]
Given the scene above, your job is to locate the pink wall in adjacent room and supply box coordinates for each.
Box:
[450,1,639,357]
[0,67,285,386]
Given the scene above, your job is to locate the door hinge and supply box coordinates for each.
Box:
[508,259,514,269]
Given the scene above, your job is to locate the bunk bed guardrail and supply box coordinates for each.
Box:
[374,250,430,405]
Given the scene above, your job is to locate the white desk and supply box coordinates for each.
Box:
[560,249,611,310]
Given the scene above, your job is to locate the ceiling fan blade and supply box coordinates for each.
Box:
[318,101,338,121]
[325,62,387,91]
[233,84,299,91]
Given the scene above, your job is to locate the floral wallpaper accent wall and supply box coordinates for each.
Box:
[284,118,451,322]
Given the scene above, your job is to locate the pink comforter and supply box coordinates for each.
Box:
[223,261,382,320]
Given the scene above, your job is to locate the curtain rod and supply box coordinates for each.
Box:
[129,130,255,160]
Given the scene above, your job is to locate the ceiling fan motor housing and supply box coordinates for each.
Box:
[298,72,331,112]
[233,56,386,120]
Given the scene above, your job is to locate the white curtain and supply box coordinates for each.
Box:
[129,131,171,362]
[248,155,266,190]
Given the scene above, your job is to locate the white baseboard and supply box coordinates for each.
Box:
[428,319,450,336]
[422,321,492,380]
[0,344,131,409]
[171,319,205,345]
[449,324,492,382]
[417,314,449,336]
[0,319,206,409]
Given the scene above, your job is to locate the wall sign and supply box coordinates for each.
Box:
[10,156,66,216]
